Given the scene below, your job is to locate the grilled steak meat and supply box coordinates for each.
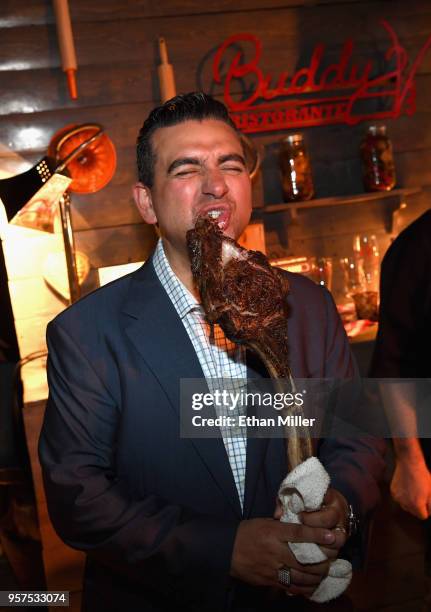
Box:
[186,216,312,468]
[187,217,291,378]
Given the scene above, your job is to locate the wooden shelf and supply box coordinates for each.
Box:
[254,187,422,233]
[259,188,421,215]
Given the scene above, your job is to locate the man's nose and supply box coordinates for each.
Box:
[201,168,229,198]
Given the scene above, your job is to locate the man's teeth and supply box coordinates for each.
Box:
[203,209,228,229]
[207,210,222,219]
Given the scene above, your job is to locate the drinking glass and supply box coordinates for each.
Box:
[308,257,333,291]
[352,234,380,292]
[338,257,364,322]
[351,234,380,320]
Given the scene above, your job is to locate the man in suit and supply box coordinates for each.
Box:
[39,93,385,611]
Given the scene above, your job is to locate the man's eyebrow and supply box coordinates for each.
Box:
[167,157,201,174]
[167,153,246,175]
[218,153,246,166]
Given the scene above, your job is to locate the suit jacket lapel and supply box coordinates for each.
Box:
[243,350,271,518]
[121,261,242,518]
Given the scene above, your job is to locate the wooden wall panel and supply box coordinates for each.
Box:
[395,150,431,187]
[74,223,157,268]
[3,103,431,164]
[2,38,431,118]
[0,64,154,116]
[71,184,141,231]
[0,0,430,275]
[0,104,152,153]
[2,4,431,75]
[0,0,377,28]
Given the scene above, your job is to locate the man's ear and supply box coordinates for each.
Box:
[133,182,158,225]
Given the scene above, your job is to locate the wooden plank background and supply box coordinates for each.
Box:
[0,0,430,270]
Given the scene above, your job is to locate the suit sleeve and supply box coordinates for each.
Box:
[317,289,386,522]
[38,320,239,608]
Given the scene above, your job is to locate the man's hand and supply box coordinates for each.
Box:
[299,488,350,558]
[391,457,431,520]
[230,518,334,597]
[273,487,349,560]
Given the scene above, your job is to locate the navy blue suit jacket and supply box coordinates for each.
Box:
[38,259,385,612]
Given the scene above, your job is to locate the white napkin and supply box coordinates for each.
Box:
[278,456,352,603]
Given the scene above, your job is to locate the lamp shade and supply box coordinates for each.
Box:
[0,157,58,221]
[49,124,117,194]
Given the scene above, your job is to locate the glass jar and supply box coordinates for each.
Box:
[360,125,396,192]
[279,134,314,202]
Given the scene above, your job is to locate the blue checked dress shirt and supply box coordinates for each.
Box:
[153,239,248,509]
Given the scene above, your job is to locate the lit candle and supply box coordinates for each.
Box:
[158,38,176,102]
[52,0,78,100]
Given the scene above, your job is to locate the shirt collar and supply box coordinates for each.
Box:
[152,239,201,320]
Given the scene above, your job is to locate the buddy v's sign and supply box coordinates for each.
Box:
[212,21,431,134]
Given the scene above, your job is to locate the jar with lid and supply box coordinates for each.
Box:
[360,125,396,192]
[279,134,314,202]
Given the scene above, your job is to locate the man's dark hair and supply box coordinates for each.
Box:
[136,92,238,187]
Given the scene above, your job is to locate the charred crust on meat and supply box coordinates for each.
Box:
[186,217,292,378]
[186,217,313,468]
